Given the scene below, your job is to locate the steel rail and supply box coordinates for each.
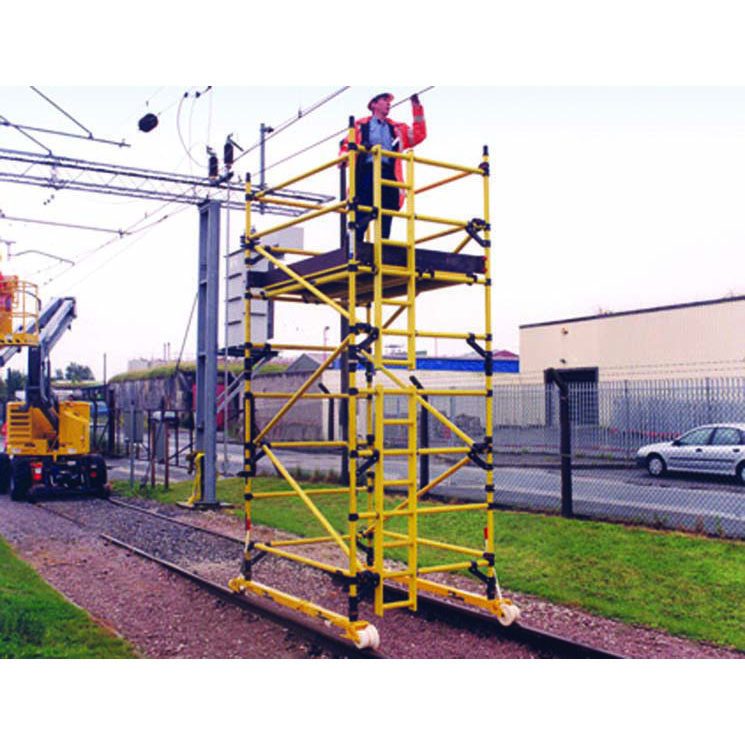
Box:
[100,533,382,659]
[33,500,381,659]
[106,498,624,659]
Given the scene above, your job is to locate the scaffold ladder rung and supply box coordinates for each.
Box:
[382,600,415,611]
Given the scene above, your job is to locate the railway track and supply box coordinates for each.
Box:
[33,496,623,659]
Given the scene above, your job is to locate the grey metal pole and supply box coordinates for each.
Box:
[545,368,573,518]
[222,184,231,476]
[259,123,273,216]
[196,200,220,505]
[319,383,334,441]
[107,387,115,457]
[162,400,170,490]
[410,376,429,488]
[129,401,135,490]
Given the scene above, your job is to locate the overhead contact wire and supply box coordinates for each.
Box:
[231,86,352,166]
[262,86,434,175]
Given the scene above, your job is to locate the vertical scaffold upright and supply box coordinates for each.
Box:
[229,118,520,649]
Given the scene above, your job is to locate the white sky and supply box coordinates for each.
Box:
[2,84,745,378]
[1,2,745,388]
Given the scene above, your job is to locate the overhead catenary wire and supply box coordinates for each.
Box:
[0,113,53,154]
[30,86,94,138]
[21,86,433,293]
[47,202,193,292]
[32,141,233,289]
[0,213,129,235]
[22,88,348,288]
[177,88,210,169]
[38,198,194,287]
[0,117,129,148]
[260,86,435,176]
[231,87,352,167]
[175,290,199,373]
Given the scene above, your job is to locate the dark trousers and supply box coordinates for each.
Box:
[354,161,399,242]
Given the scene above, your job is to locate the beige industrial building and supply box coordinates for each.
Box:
[518,294,745,384]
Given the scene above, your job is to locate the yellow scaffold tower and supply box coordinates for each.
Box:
[228,118,520,649]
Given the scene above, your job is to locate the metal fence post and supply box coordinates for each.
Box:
[545,368,573,518]
[162,400,169,490]
[410,376,429,488]
[624,379,631,459]
[129,401,135,489]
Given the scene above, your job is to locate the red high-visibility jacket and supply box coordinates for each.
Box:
[340,102,427,207]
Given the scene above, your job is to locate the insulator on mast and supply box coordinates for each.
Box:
[207,147,218,180]
[224,139,234,169]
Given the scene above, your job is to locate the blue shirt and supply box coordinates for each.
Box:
[367,117,394,164]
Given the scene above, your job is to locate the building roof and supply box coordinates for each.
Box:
[520,294,745,330]
[284,353,326,373]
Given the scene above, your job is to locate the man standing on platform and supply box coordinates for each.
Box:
[341,91,427,242]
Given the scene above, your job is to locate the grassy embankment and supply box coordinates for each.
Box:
[0,537,137,659]
[114,475,745,652]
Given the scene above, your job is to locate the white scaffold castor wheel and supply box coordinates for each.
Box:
[497,603,521,627]
[355,624,380,650]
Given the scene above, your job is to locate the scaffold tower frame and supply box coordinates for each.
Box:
[228,118,520,649]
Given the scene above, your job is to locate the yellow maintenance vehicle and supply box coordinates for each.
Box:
[0,276,107,501]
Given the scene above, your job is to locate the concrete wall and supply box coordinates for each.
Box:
[519,295,745,381]
[109,374,193,411]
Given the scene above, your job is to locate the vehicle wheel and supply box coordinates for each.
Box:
[646,454,667,478]
[88,454,108,497]
[736,462,745,486]
[0,453,10,494]
[10,459,31,502]
[497,603,521,627]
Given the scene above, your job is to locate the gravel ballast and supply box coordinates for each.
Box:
[0,494,742,659]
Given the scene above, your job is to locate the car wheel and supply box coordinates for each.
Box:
[647,454,667,478]
[736,462,745,486]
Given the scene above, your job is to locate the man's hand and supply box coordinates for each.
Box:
[411,93,420,106]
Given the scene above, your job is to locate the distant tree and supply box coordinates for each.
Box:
[2,370,26,401]
[53,368,65,380]
[65,362,94,383]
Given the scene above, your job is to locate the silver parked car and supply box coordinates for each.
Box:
[636,423,745,484]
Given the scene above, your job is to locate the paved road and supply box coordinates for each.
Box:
[107,442,745,539]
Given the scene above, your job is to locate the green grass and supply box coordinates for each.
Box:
[108,358,289,384]
[114,476,745,652]
[0,537,138,659]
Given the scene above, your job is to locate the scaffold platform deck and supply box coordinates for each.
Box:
[250,242,486,302]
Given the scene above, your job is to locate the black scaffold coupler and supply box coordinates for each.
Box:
[465,218,491,247]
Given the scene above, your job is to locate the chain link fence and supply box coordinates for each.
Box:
[372,376,745,540]
[104,373,745,539]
